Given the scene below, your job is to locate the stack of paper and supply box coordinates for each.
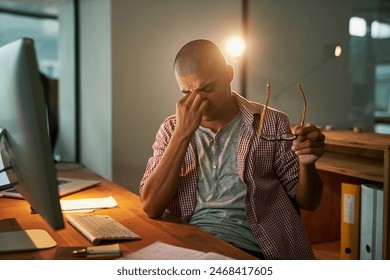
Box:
[60,196,118,212]
[120,241,232,260]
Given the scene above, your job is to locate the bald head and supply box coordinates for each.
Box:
[174,39,228,76]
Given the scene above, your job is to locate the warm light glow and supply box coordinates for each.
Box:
[334,45,342,57]
[225,36,246,58]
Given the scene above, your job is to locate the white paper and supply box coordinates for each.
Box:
[62,209,95,213]
[60,196,118,211]
[343,193,355,224]
[0,155,10,186]
[120,241,232,260]
[0,171,9,186]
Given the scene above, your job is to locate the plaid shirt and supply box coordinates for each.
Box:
[140,92,315,259]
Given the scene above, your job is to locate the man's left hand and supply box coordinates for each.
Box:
[292,125,325,166]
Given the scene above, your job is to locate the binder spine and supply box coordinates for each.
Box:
[360,184,383,260]
[340,183,360,260]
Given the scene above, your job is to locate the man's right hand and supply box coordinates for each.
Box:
[175,90,209,139]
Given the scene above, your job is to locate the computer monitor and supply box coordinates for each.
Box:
[0,38,64,251]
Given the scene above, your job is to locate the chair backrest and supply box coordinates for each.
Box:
[40,73,58,151]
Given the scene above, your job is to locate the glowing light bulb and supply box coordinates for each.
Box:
[334,45,342,57]
[225,36,246,58]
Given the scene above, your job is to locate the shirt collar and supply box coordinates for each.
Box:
[232,91,262,126]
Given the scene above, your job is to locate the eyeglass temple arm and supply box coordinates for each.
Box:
[297,83,307,129]
[258,82,270,137]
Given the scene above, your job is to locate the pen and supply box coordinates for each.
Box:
[72,248,121,257]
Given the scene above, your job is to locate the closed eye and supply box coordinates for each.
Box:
[198,83,213,93]
[180,82,214,95]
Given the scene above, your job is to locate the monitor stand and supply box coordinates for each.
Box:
[0,229,57,253]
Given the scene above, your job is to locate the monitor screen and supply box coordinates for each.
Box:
[0,38,64,230]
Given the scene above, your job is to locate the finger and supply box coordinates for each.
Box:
[305,122,314,127]
[178,89,196,106]
[177,94,190,110]
[305,130,325,142]
[192,92,206,110]
[295,125,318,135]
[292,137,325,153]
[198,98,209,114]
[294,147,324,157]
[296,127,325,141]
[293,139,324,150]
[292,143,311,154]
[297,132,325,143]
[178,92,204,115]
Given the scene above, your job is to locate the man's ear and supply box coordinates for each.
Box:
[226,64,235,83]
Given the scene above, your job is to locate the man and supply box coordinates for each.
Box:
[140,39,325,259]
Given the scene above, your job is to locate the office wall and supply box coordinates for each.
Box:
[57,0,76,162]
[79,0,113,179]
[78,0,242,192]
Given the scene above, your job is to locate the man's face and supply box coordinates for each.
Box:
[175,64,231,123]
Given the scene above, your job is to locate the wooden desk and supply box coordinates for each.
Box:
[0,163,255,260]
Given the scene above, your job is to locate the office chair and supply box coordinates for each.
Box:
[40,73,58,151]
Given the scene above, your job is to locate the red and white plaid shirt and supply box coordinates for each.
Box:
[140,92,315,259]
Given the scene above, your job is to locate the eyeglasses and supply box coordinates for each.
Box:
[257,82,307,141]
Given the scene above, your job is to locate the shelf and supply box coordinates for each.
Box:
[317,152,383,182]
[322,130,390,150]
[312,240,340,260]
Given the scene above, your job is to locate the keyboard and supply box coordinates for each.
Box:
[66,214,141,245]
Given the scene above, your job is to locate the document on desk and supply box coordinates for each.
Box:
[60,196,118,212]
[120,241,232,260]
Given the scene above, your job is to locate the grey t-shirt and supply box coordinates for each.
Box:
[189,112,261,253]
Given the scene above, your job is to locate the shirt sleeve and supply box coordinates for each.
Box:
[272,113,300,199]
[139,116,176,196]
